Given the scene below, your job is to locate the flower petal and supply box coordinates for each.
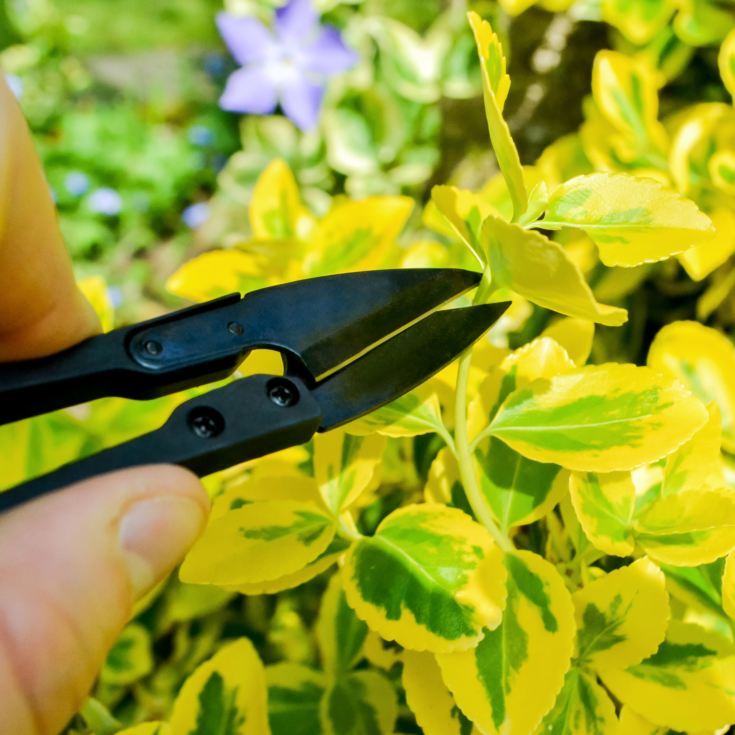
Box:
[220,66,278,115]
[301,26,358,75]
[280,75,324,131]
[216,12,274,65]
[275,0,318,43]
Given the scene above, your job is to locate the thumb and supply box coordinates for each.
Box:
[0,465,209,735]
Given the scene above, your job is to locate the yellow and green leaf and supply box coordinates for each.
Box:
[100,623,153,686]
[266,663,324,735]
[648,320,735,453]
[314,430,384,514]
[482,216,628,325]
[541,318,595,366]
[115,724,171,735]
[489,363,708,472]
[342,504,506,652]
[719,27,735,100]
[170,638,269,735]
[601,622,735,732]
[317,574,369,674]
[438,551,575,734]
[678,208,735,281]
[723,551,735,620]
[601,0,676,45]
[402,651,477,735]
[468,12,527,220]
[179,500,337,587]
[574,558,670,670]
[544,173,713,267]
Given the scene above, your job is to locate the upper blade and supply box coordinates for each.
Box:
[313,302,511,430]
[236,269,481,379]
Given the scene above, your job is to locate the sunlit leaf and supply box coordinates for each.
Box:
[343,504,506,652]
[489,363,708,472]
[601,0,676,45]
[541,318,595,366]
[170,638,269,735]
[544,173,713,267]
[438,551,575,735]
[78,275,114,332]
[266,663,324,735]
[100,623,153,686]
[723,551,735,620]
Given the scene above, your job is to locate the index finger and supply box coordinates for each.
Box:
[0,76,98,362]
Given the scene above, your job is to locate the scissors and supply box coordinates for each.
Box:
[0,269,508,513]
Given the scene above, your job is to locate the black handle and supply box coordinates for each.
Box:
[0,294,254,425]
[0,375,322,514]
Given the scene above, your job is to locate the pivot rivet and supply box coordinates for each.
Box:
[188,407,225,438]
[267,379,299,408]
[143,339,163,356]
[227,321,244,336]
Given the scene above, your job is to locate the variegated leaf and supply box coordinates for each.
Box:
[489,363,708,472]
[482,216,628,325]
[314,431,384,514]
[100,623,153,686]
[317,574,368,674]
[719,27,735,100]
[170,638,269,735]
[574,558,670,670]
[678,207,735,281]
[402,651,477,735]
[601,0,676,44]
[468,12,527,220]
[541,318,595,366]
[179,500,337,586]
[539,668,618,734]
[320,670,397,735]
[544,174,713,267]
[438,551,575,734]
[115,725,171,735]
[723,551,735,620]
[648,320,735,453]
[601,622,735,732]
[266,663,324,735]
[343,504,506,652]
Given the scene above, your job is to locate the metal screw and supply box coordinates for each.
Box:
[268,380,298,407]
[188,408,225,438]
[143,339,163,356]
[227,321,244,336]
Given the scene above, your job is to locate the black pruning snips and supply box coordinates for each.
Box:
[0,269,509,513]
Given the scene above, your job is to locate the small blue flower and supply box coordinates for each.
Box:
[217,0,358,131]
[182,202,210,229]
[107,286,123,309]
[88,188,122,216]
[65,171,90,197]
[188,125,215,147]
[5,74,22,100]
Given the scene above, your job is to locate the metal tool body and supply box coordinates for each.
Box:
[0,269,509,513]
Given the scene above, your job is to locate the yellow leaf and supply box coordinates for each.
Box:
[719,27,735,100]
[601,0,676,45]
[78,275,114,332]
[304,196,413,275]
[179,500,337,586]
[483,216,628,325]
[490,363,708,472]
[402,651,478,735]
[544,173,713,267]
[170,638,269,735]
[166,249,271,302]
[115,725,171,735]
[601,622,735,732]
[723,550,735,620]
[314,430,384,513]
[249,158,309,240]
[210,476,320,521]
[541,318,595,366]
[467,12,527,220]
[678,207,735,281]
[574,558,670,670]
[438,551,575,735]
[648,320,735,452]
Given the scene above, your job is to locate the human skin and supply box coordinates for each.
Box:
[0,77,210,735]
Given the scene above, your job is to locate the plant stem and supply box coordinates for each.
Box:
[453,270,512,553]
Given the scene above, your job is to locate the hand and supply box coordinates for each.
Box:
[0,78,210,735]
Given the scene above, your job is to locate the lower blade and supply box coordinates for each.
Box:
[314,302,510,429]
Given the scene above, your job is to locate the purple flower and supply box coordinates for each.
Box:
[88,188,122,216]
[5,74,22,100]
[65,171,90,196]
[216,0,357,131]
[182,202,210,229]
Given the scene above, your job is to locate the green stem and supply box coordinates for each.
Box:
[453,270,512,553]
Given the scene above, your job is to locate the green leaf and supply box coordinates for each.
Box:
[170,638,269,735]
[601,622,735,732]
[320,671,397,735]
[539,668,617,735]
[719,28,735,101]
[489,363,708,472]
[467,12,527,220]
[544,173,713,267]
[573,558,669,670]
[179,500,337,587]
[100,623,153,686]
[601,0,676,45]
[438,551,575,734]
[266,664,324,735]
[342,504,507,652]
[317,574,369,674]
[482,216,628,326]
